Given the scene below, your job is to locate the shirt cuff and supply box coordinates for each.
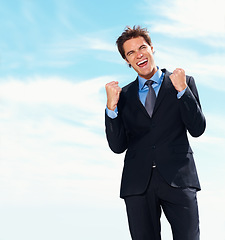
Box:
[106,106,118,119]
[177,87,187,99]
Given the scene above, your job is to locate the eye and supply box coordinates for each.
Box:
[127,51,134,56]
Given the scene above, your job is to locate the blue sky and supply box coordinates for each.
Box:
[0,0,225,239]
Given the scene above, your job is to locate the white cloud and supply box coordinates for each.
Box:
[198,189,225,239]
[188,113,225,239]
[0,75,110,108]
[0,75,125,206]
[146,0,225,46]
[83,37,117,52]
[189,113,225,155]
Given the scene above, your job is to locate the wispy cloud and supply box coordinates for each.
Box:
[145,0,225,46]
[198,189,225,239]
[0,75,125,206]
[44,36,118,68]
[82,37,117,52]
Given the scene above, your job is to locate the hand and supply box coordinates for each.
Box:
[105,81,122,111]
[169,68,187,92]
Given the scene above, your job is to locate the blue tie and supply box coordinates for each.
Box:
[145,80,156,117]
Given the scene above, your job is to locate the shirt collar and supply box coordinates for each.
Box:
[138,67,162,90]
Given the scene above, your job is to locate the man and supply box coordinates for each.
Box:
[105,26,206,240]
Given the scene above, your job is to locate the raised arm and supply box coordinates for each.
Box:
[170,68,206,137]
[105,81,128,153]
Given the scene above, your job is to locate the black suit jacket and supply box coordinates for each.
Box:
[105,69,206,198]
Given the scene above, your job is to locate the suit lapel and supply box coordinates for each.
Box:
[127,77,150,118]
[153,69,174,114]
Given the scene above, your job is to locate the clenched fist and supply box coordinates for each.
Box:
[169,68,187,92]
[105,81,122,111]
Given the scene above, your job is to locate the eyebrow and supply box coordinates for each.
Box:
[139,44,147,49]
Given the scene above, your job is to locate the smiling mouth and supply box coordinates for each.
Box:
[137,59,148,67]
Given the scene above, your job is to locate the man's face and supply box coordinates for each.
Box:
[123,36,157,80]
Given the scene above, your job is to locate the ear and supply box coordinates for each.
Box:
[150,45,155,54]
[150,45,154,53]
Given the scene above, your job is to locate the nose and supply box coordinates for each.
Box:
[136,51,143,59]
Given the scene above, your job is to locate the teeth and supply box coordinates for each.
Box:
[137,59,147,66]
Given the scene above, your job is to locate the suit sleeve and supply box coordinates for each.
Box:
[179,76,206,137]
[105,111,128,153]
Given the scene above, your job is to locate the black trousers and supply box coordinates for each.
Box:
[124,167,200,240]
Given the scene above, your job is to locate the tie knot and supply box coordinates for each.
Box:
[145,80,154,87]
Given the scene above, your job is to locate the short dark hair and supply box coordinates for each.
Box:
[116,25,152,60]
